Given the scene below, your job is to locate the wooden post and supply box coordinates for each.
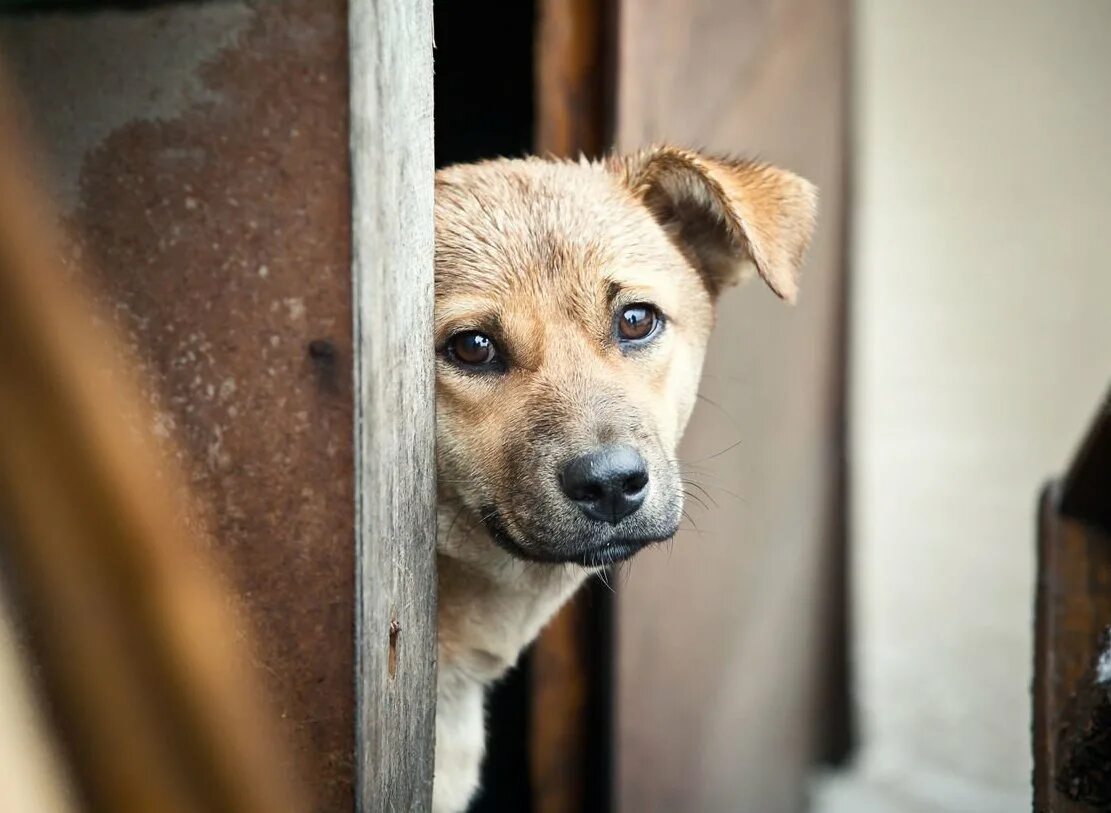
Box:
[349,1,438,810]
[1034,386,1111,812]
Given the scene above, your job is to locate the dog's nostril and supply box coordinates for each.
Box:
[622,471,649,495]
[582,484,605,502]
[559,444,649,525]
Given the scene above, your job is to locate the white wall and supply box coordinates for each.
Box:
[816,1,1111,810]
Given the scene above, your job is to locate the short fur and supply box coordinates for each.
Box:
[432,146,816,812]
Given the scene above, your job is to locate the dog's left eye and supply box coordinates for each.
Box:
[617,304,662,343]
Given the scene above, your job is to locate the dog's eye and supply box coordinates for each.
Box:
[617,304,661,343]
[447,331,499,368]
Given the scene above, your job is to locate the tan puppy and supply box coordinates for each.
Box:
[432,146,816,812]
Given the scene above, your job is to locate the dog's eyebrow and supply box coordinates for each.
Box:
[435,310,505,345]
[605,280,623,304]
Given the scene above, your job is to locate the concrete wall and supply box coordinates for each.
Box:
[816,1,1111,810]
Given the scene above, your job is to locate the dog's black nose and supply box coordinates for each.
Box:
[560,444,649,524]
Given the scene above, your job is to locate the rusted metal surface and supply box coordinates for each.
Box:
[0,72,309,813]
[1,2,355,808]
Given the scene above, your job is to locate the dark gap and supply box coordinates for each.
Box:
[580,577,615,813]
[434,2,537,812]
[434,0,534,169]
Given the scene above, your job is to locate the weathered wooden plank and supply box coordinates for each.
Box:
[1034,483,1111,812]
[1035,388,1111,811]
[349,1,437,810]
[1055,628,1111,807]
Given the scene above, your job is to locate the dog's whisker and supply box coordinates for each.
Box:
[682,479,719,508]
[694,480,747,503]
[596,565,615,594]
[689,437,744,464]
[680,488,711,512]
[444,506,467,545]
[679,508,703,534]
[694,391,742,434]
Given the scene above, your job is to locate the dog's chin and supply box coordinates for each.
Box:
[481,507,676,568]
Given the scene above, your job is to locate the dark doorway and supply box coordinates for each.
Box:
[434,3,537,811]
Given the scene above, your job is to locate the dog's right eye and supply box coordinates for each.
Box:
[446,331,501,370]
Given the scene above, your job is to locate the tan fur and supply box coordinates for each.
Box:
[431,147,816,812]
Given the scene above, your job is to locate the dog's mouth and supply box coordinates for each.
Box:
[481,507,672,567]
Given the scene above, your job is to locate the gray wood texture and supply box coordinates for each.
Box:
[349,1,438,810]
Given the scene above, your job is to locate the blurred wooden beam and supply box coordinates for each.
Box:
[530,2,615,812]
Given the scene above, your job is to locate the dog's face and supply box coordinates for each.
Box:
[434,147,815,567]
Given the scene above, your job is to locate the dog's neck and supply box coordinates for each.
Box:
[436,508,590,687]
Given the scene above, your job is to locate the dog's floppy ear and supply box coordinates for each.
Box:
[612,146,818,303]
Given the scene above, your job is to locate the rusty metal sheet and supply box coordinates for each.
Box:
[1,2,355,808]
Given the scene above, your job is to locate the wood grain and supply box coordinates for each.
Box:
[536,0,611,158]
[613,1,851,810]
[1035,387,1111,811]
[349,1,438,810]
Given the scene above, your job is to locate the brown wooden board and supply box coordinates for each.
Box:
[1034,483,1111,812]
[1,3,357,808]
[612,0,851,810]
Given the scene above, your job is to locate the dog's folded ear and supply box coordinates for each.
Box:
[612,146,818,303]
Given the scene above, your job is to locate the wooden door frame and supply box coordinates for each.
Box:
[350,0,438,810]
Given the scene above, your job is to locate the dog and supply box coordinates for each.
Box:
[432,145,816,812]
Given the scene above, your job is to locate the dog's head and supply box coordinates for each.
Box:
[435,146,816,567]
